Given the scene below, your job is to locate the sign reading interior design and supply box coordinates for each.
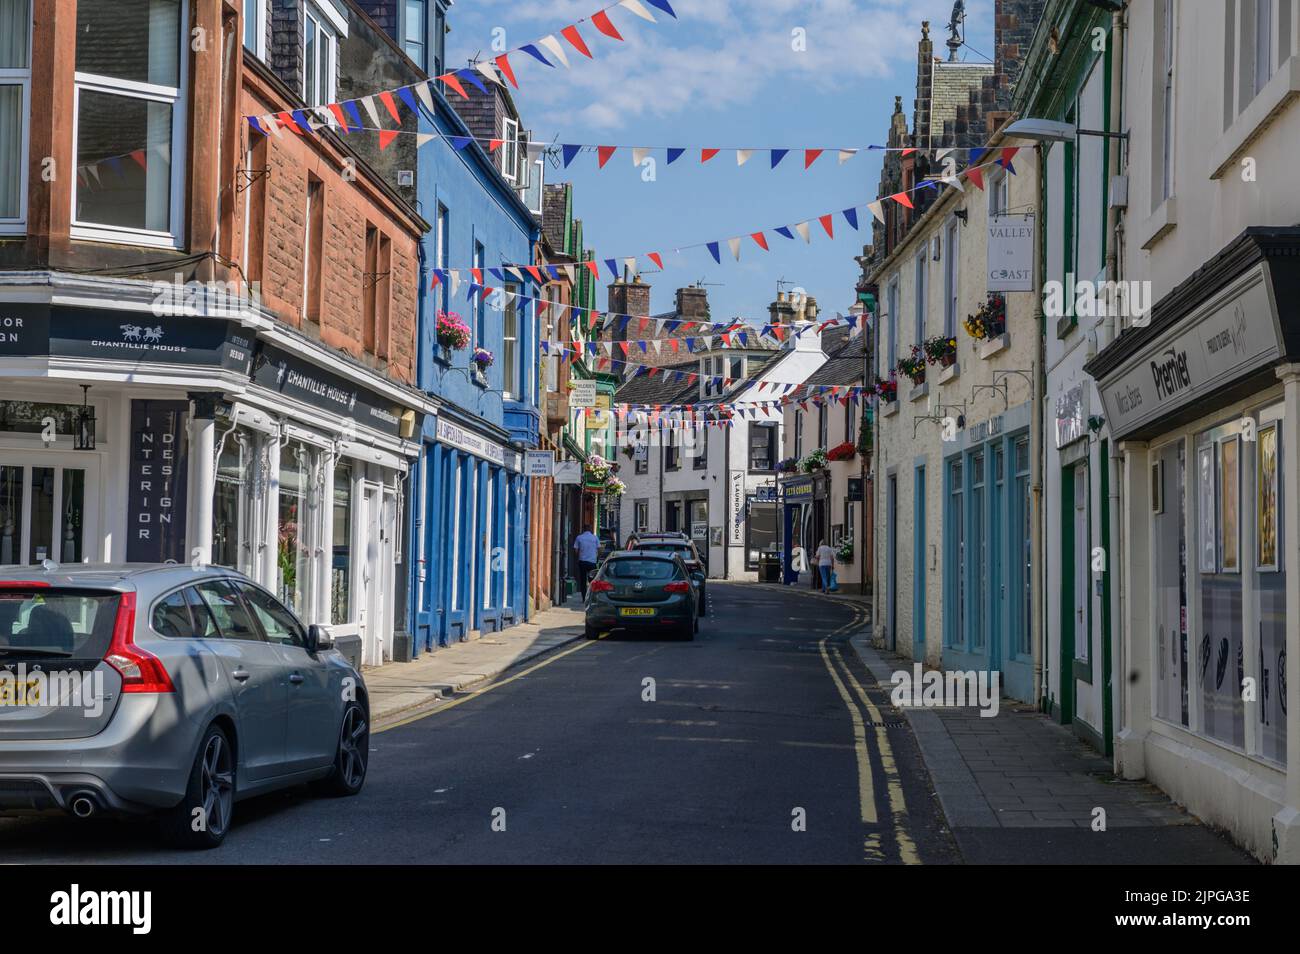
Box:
[254,343,405,438]
[126,400,189,563]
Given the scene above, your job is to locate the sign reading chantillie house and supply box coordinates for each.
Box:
[126,400,190,563]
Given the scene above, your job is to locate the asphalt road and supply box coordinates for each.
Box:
[0,583,958,864]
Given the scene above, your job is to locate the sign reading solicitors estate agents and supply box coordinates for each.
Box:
[0,303,254,374]
[1096,263,1281,441]
[254,343,405,439]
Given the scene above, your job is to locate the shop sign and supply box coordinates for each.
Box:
[569,381,597,408]
[1096,264,1281,440]
[1055,384,1087,449]
[126,400,189,563]
[255,344,405,438]
[729,470,745,546]
[554,460,583,485]
[524,450,554,477]
[436,417,508,467]
[0,303,252,375]
[987,214,1035,292]
[847,477,864,502]
[755,485,778,502]
[782,476,815,502]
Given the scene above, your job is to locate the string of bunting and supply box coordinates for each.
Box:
[420,152,1018,277]
[245,0,677,133]
[609,382,871,430]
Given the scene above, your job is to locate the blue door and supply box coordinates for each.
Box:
[912,466,926,662]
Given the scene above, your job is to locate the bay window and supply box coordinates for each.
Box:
[0,0,30,230]
[73,0,185,246]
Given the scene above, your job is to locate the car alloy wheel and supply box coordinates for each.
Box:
[339,705,369,790]
[200,732,235,838]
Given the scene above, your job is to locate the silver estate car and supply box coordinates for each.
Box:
[0,564,369,848]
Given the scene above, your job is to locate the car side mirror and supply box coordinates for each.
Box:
[306,624,334,654]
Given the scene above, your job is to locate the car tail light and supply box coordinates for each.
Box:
[664,581,692,593]
[589,579,614,593]
[0,581,51,588]
[103,593,175,693]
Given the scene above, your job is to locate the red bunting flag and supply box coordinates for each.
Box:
[328,103,350,129]
[276,112,303,135]
[488,138,503,152]
[648,252,664,270]
[591,10,624,41]
[585,260,601,280]
[525,265,544,284]
[669,339,679,353]
[129,149,147,170]
[701,148,719,163]
[750,232,769,251]
[379,91,402,123]
[804,149,823,169]
[597,145,617,168]
[440,73,468,98]
[561,25,594,58]
[471,268,483,284]
[965,167,985,191]
[378,130,400,150]
[818,213,834,238]
[998,147,1019,168]
[890,191,914,209]
[494,54,519,89]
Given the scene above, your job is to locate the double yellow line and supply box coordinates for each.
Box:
[817,608,920,865]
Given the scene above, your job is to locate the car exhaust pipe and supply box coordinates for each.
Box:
[69,794,98,819]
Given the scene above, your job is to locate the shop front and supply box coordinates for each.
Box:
[0,293,428,670]
[780,473,826,585]
[1086,229,1300,863]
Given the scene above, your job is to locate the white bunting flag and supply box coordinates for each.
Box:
[632,147,650,166]
[941,176,965,192]
[838,148,859,164]
[416,133,436,147]
[736,149,753,166]
[728,237,742,261]
[414,81,436,113]
[795,221,811,243]
[360,96,383,130]
[262,114,283,137]
[867,201,886,225]
[448,271,461,296]
[619,0,657,22]
[539,35,570,68]
[474,62,503,87]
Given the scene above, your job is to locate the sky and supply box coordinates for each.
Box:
[446,0,995,325]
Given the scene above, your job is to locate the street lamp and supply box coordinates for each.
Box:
[1005,117,1128,143]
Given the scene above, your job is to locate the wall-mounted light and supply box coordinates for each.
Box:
[74,385,95,450]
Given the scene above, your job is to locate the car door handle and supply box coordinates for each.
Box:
[289,673,304,685]
[231,669,251,682]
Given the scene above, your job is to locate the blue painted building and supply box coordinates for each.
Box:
[359,0,542,653]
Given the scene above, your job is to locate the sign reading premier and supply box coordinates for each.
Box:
[1099,264,1280,440]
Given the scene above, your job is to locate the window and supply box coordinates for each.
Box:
[502,117,519,183]
[634,500,648,532]
[473,240,485,350]
[278,441,316,615]
[194,580,263,642]
[1153,439,1188,727]
[403,0,427,70]
[303,3,337,106]
[943,220,960,337]
[749,422,777,472]
[524,148,544,216]
[913,252,927,344]
[1255,0,1274,95]
[0,0,31,230]
[969,452,985,651]
[729,356,744,381]
[988,168,1009,216]
[794,413,803,460]
[503,283,519,397]
[948,459,964,647]
[73,0,186,245]
[435,203,449,317]
[238,583,305,648]
[151,589,194,639]
[817,404,828,450]
[431,1,446,77]
[844,396,855,446]
[886,278,899,371]
[304,177,323,323]
[693,425,708,470]
[1155,0,1175,203]
[331,459,352,625]
[665,432,681,471]
[243,0,265,57]
[363,223,379,350]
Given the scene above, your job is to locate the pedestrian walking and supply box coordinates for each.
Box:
[815,539,836,592]
[573,526,600,598]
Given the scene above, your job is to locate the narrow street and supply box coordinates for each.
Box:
[0,585,957,864]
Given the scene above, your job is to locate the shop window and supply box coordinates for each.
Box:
[1254,415,1286,764]
[747,497,777,570]
[331,458,352,625]
[1195,426,1245,750]
[278,441,316,616]
[0,464,22,565]
[946,459,964,647]
[0,400,80,435]
[212,427,252,575]
[0,0,30,231]
[969,452,985,651]
[1013,438,1032,658]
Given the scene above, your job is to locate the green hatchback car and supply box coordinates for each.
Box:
[584,552,699,641]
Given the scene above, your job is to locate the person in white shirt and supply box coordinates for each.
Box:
[573,527,600,597]
[815,540,836,591]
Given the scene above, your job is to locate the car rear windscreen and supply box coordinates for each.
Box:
[637,544,695,559]
[0,589,120,660]
[605,559,678,580]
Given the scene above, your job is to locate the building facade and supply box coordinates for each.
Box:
[1,0,433,668]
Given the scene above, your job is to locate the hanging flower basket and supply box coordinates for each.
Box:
[584,454,612,489]
[604,476,626,497]
[472,346,495,369]
[872,375,898,403]
[777,456,799,474]
[799,448,829,473]
[836,534,854,564]
[827,441,857,462]
[896,346,926,386]
[922,335,958,368]
[436,310,471,352]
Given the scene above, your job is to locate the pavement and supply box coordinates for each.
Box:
[847,632,1256,864]
[364,599,587,722]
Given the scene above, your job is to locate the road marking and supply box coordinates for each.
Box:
[818,630,878,825]
[829,643,921,866]
[375,636,599,734]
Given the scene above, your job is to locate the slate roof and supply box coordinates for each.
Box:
[804,332,866,388]
[614,361,698,406]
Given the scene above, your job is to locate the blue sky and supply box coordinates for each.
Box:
[447,0,995,324]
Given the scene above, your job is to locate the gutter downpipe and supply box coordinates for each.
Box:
[1033,140,1048,713]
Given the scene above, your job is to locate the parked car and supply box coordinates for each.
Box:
[626,539,709,616]
[625,531,690,548]
[584,551,698,641]
[0,564,369,849]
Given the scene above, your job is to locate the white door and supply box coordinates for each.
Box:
[358,483,382,666]
[0,455,100,566]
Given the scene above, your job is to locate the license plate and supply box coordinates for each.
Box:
[619,607,655,617]
[0,679,41,706]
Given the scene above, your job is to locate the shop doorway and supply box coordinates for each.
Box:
[0,456,99,566]
[357,482,396,666]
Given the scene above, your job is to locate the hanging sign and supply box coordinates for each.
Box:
[729,470,746,546]
[125,400,190,563]
[554,460,583,485]
[569,381,597,408]
[525,450,555,477]
[1055,384,1087,449]
[988,213,1035,292]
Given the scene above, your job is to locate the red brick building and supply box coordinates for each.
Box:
[0,0,435,666]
